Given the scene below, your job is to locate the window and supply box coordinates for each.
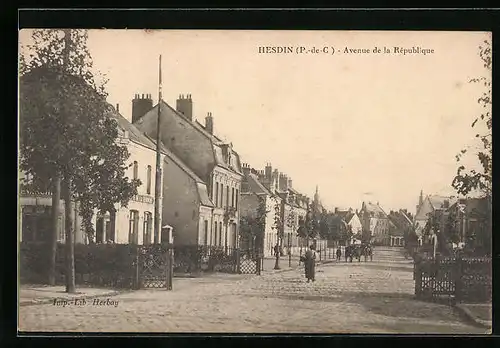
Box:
[133,161,138,180]
[219,185,224,207]
[231,187,235,207]
[235,189,239,209]
[208,175,213,199]
[143,212,152,245]
[204,220,209,245]
[146,165,152,194]
[226,185,230,208]
[215,183,219,207]
[128,210,139,244]
[219,222,223,246]
[214,222,218,245]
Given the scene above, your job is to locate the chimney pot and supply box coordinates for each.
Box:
[205,112,213,134]
[116,104,119,112]
[132,93,153,124]
[177,94,193,121]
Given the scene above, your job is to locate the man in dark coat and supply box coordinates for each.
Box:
[304,245,316,282]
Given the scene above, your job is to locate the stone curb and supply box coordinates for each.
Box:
[19,288,130,307]
[453,304,492,329]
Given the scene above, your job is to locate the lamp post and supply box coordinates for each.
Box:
[288,233,292,267]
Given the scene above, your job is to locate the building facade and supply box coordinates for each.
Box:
[360,201,392,245]
[19,105,165,246]
[414,191,457,245]
[133,94,243,248]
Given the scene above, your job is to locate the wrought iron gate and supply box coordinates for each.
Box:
[237,248,262,275]
[136,244,173,289]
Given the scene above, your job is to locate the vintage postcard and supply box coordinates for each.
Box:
[18,29,492,334]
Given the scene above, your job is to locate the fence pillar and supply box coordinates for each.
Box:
[134,246,140,290]
[166,244,173,290]
[414,262,422,298]
[455,255,462,303]
[236,248,241,274]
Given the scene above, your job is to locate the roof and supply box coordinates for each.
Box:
[142,134,206,185]
[428,195,457,210]
[244,173,274,196]
[159,101,242,175]
[106,106,158,150]
[363,202,387,216]
[196,182,214,207]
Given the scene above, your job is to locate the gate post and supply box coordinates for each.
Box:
[414,261,422,298]
[134,245,141,290]
[256,250,261,275]
[236,248,241,274]
[166,243,173,290]
[454,254,462,303]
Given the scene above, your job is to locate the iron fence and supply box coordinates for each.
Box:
[414,255,491,303]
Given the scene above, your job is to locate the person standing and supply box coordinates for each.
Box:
[304,245,317,282]
[336,247,342,261]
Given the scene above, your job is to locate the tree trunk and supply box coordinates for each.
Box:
[49,174,61,286]
[109,208,116,242]
[62,177,76,293]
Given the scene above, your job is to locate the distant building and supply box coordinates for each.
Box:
[240,163,310,256]
[387,209,414,247]
[240,165,281,256]
[414,190,457,245]
[359,201,393,245]
[335,208,363,237]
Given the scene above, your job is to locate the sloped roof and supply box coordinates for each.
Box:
[196,182,214,207]
[428,195,457,210]
[363,202,387,216]
[345,212,355,223]
[106,105,158,151]
[142,134,206,185]
[160,101,242,175]
[244,173,273,196]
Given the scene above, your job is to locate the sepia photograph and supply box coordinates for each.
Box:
[18,29,492,334]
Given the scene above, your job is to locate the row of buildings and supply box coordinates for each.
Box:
[19,90,489,254]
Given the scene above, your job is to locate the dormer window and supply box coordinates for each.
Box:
[221,143,233,167]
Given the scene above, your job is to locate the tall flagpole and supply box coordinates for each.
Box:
[154,55,162,244]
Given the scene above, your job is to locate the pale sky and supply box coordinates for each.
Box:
[19,30,492,214]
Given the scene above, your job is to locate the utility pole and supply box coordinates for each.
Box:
[62,29,75,293]
[154,55,162,244]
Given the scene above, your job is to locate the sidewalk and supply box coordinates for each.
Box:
[19,285,122,307]
[454,303,492,330]
[261,256,338,274]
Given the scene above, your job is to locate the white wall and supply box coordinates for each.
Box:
[112,140,164,245]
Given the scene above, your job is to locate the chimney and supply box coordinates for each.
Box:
[278,173,288,191]
[265,163,272,180]
[176,94,193,121]
[242,163,250,176]
[205,112,213,134]
[287,178,293,188]
[116,104,120,113]
[272,169,279,191]
[132,93,153,124]
[335,207,339,214]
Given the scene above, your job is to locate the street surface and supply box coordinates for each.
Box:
[18,247,487,334]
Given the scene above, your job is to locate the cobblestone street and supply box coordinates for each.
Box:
[18,247,487,334]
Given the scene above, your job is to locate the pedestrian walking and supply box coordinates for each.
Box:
[336,247,342,261]
[304,245,316,283]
